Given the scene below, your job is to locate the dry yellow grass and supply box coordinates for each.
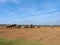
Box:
[0,26,60,45]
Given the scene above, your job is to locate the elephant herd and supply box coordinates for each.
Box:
[6,24,40,29]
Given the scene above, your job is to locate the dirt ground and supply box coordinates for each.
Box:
[0,26,60,45]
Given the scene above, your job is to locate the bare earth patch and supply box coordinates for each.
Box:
[0,26,60,45]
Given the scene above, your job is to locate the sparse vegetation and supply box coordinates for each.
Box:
[0,25,60,45]
[0,38,43,45]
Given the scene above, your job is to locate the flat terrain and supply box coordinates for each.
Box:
[0,26,60,45]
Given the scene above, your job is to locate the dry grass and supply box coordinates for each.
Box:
[0,26,60,45]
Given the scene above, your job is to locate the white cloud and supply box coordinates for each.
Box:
[0,0,21,4]
[0,0,9,3]
[42,3,55,10]
[18,10,60,25]
[43,8,57,14]
[12,0,21,4]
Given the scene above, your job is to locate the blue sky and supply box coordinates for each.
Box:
[0,0,60,25]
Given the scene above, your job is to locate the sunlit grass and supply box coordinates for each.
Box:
[0,38,44,45]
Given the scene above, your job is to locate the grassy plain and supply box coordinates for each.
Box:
[0,26,60,45]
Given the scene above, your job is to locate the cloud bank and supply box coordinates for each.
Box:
[0,0,60,25]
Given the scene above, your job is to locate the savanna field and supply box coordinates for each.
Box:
[0,26,60,45]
